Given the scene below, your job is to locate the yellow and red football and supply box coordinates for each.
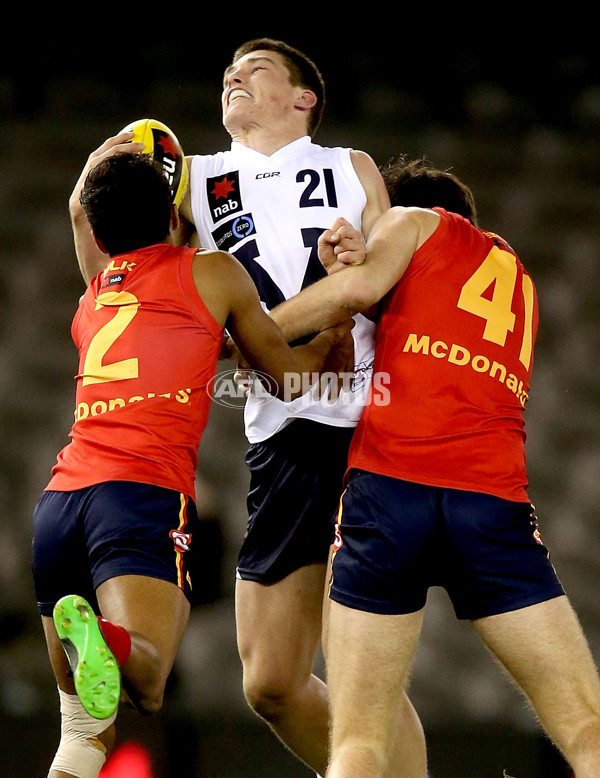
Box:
[120,118,189,207]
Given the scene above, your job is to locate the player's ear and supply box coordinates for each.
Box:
[294,89,317,112]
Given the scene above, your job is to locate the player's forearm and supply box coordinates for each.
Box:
[269,321,354,399]
[270,271,374,342]
[69,200,108,285]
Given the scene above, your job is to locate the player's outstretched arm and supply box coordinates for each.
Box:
[266,153,389,340]
[69,132,144,285]
[270,207,440,343]
[192,250,353,397]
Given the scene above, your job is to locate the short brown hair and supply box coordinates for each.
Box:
[80,153,172,256]
[230,38,325,136]
[381,156,478,225]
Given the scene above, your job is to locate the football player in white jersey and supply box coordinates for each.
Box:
[68,39,426,778]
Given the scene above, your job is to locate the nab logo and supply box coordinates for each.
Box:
[207,171,243,223]
[101,273,126,289]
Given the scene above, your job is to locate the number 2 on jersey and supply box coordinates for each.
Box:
[81,291,140,386]
[457,246,534,370]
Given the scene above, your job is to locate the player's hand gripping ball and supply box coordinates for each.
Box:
[120,118,189,207]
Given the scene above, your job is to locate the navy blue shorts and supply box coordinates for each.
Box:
[237,419,355,584]
[329,471,565,620]
[32,482,199,616]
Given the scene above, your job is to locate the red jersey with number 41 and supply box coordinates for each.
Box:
[349,208,538,503]
[47,244,223,501]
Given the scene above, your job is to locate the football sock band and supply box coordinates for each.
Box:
[97,616,132,667]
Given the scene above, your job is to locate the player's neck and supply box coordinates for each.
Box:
[228,124,309,157]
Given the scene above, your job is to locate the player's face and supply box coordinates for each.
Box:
[222,50,303,133]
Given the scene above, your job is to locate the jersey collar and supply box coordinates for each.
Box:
[230,136,313,164]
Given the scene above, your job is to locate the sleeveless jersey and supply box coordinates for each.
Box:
[189,136,375,443]
[349,209,538,502]
[48,244,223,500]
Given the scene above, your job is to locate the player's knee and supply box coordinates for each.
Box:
[124,673,166,716]
[245,684,292,723]
[50,689,117,777]
[332,740,388,776]
[560,710,600,765]
[243,671,298,722]
[134,688,165,716]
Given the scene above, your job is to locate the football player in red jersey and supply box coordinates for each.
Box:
[33,151,353,778]
[270,157,600,778]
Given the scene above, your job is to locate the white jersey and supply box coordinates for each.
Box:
[190,136,375,443]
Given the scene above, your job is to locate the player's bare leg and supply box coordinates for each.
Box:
[326,601,425,778]
[236,563,330,773]
[321,553,426,778]
[384,694,427,778]
[95,575,190,714]
[43,575,190,777]
[43,615,116,778]
[472,595,600,778]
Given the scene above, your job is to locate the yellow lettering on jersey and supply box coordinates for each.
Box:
[402,333,529,407]
[457,247,517,346]
[82,292,140,386]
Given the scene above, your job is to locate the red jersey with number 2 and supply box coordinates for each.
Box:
[48,244,223,500]
[349,208,538,503]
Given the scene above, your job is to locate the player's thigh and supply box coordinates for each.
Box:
[472,596,600,731]
[321,546,334,660]
[327,599,424,747]
[236,563,326,677]
[96,575,190,675]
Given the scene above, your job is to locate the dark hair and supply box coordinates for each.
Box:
[381,156,478,225]
[230,38,325,136]
[80,152,172,256]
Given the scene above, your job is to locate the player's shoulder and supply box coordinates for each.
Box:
[373,206,442,249]
[192,247,234,267]
[191,248,256,322]
[191,248,235,292]
[191,248,247,281]
[349,148,378,168]
[385,205,440,227]
[188,149,231,173]
[306,139,352,159]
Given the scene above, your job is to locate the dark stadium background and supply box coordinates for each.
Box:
[1,17,598,777]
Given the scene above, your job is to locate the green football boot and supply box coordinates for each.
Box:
[53,595,121,720]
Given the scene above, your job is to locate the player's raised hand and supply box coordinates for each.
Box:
[318,217,365,275]
[69,131,145,212]
[69,131,147,285]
